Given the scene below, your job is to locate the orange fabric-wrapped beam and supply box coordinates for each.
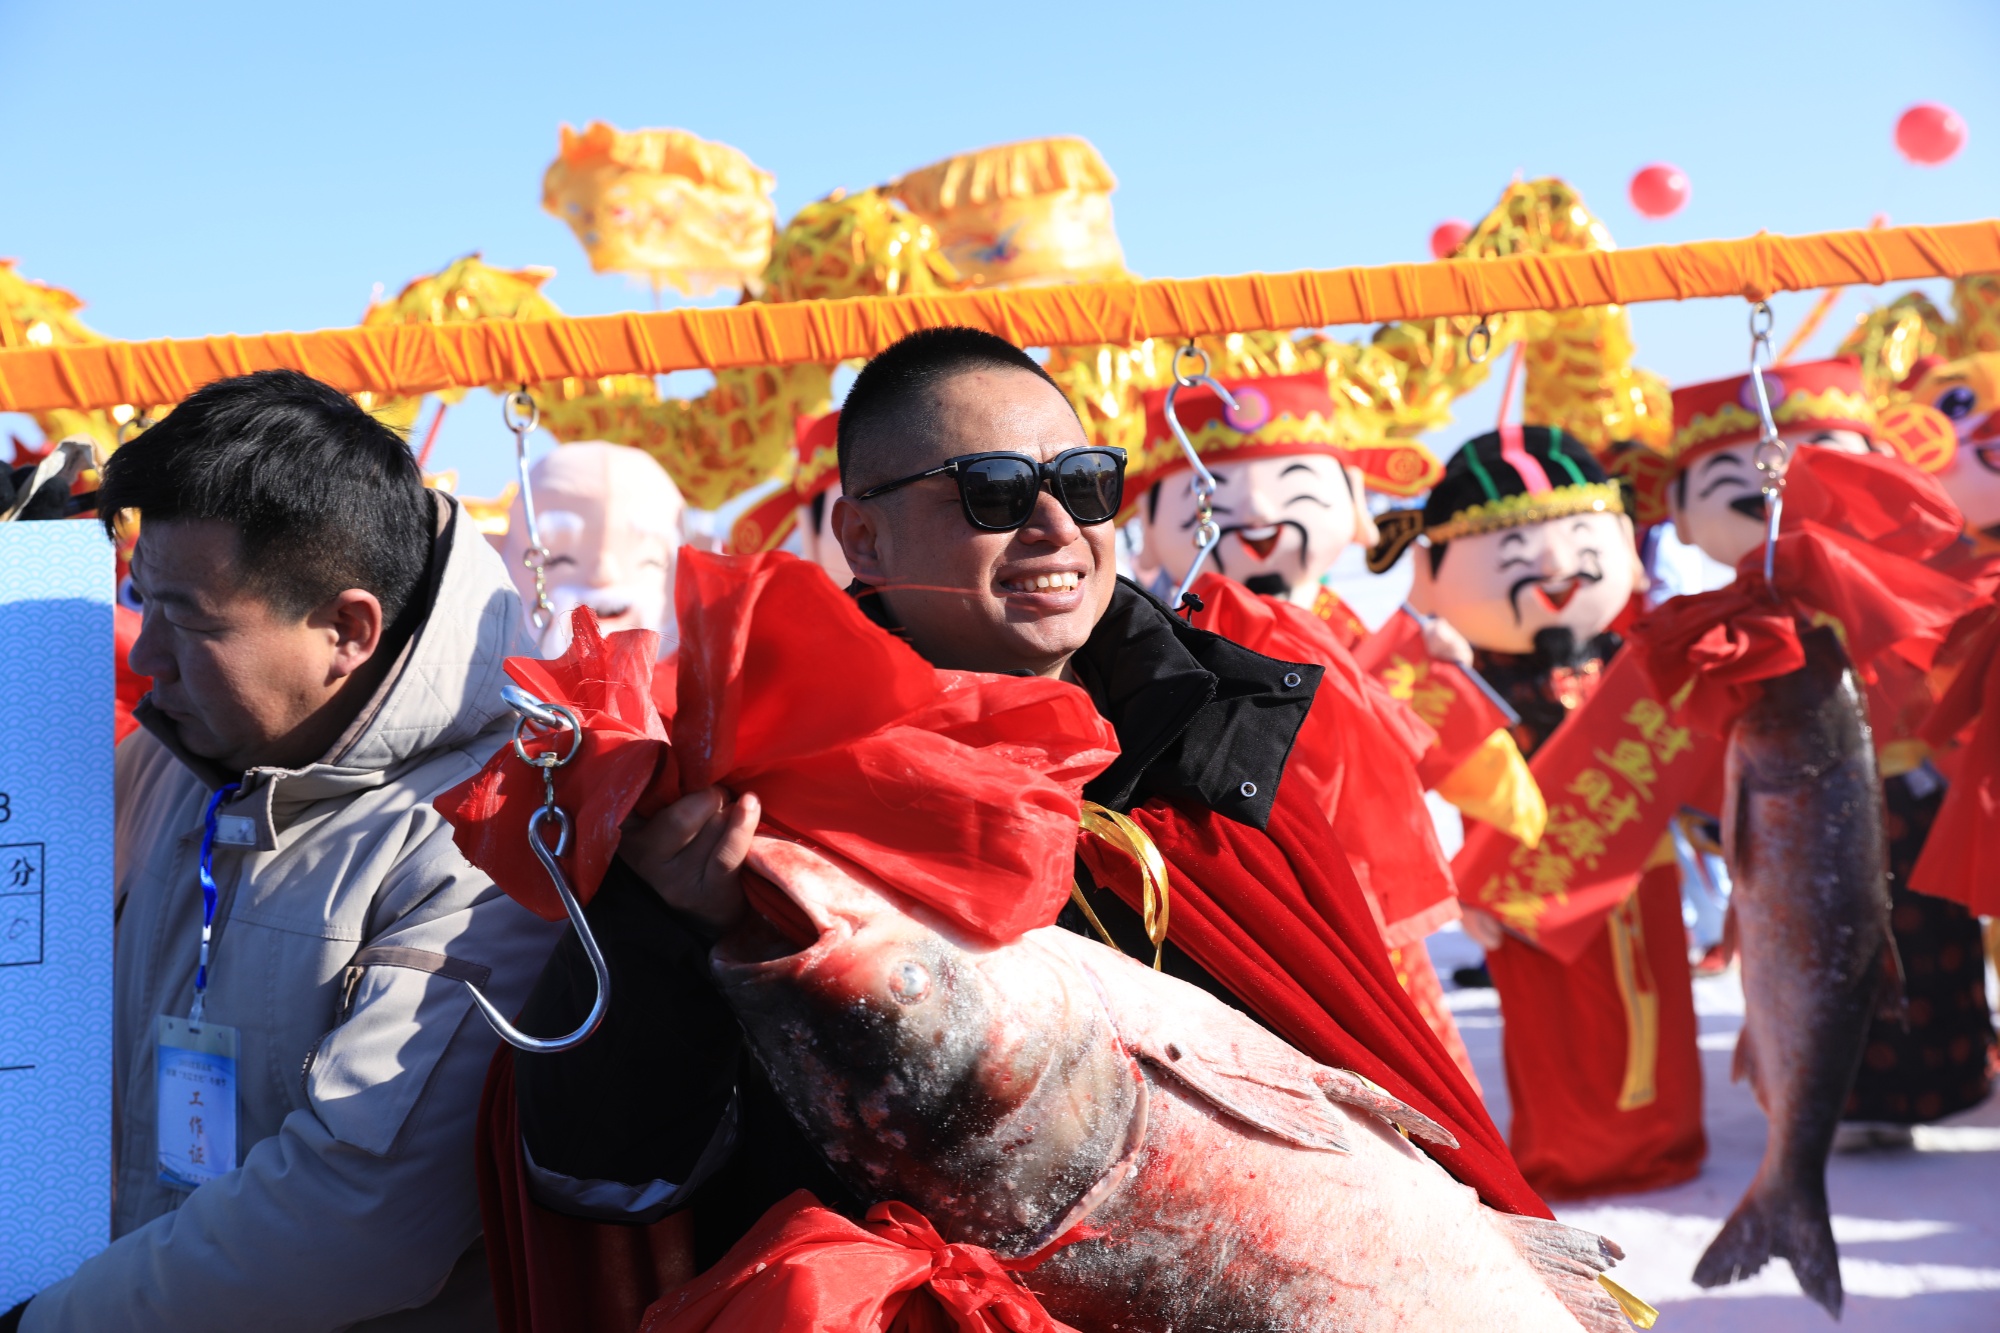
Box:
[2,219,1996,415]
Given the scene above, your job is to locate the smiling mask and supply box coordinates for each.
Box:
[1130,371,1440,607]
[1372,425,1641,655]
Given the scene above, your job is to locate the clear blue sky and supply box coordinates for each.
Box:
[4,0,1997,496]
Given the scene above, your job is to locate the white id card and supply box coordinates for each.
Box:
[155,1015,239,1191]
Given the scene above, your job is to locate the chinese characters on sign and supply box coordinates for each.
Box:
[0,522,116,1306]
[0,842,45,968]
[1451,652,1723,964]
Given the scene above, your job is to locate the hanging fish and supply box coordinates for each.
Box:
[1694,625,1896,1317]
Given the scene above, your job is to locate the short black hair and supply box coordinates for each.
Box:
[836,326,1071,491]
[101,369,433,624]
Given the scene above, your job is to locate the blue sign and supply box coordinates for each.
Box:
[0,523,115,1307]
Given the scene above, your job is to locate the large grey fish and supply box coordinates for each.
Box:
[714,836,1642,1332]
[1695,624,1896,1317]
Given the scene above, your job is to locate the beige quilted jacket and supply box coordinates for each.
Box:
[26,495,563,1331]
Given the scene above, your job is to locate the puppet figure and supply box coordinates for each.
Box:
[500,442,685,656]
[1906,352,2000,543]
[1661,359,1996,1146]
[1664,357,1877,569]
[1125,370,1501,1084]
[1375,425,1707,1199]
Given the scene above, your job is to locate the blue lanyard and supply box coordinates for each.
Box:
[190,783,240,1023]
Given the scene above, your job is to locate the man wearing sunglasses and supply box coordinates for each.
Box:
[498,328,1547,1319]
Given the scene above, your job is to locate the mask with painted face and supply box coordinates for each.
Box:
[500,442,685,656]
[1371,425,1641,656]
[1661,357,1881,567]
[1130,371,1439,608]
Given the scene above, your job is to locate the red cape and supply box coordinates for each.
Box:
[1186,574,1457,946]
[1080,777,1547,1220]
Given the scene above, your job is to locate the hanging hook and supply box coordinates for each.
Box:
[1163,344,1241,611]
[504,388,556,631]
[460,683,611,1054]
[1465,317,1494,366]
[1744,302,1790,591]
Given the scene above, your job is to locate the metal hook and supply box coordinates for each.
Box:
[504,388,556,632]
[1744,301,1790,590]
[1163,345,1241,610]
[461,684,611,1054]
[1465,318,1494,366]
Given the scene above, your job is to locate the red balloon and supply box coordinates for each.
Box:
[1429,219,1471,259]
[1629,163,1690,219]
[1896,103,1967,165]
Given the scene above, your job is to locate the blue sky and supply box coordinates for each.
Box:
[3,0,1996,496]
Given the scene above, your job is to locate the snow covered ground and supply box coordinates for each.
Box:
[1427,924,2000,1331]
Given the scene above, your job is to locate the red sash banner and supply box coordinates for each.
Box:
[1352,610,1516,783]
[1451,651,1725,964]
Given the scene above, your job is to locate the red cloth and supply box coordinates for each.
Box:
[1632,450,1985,737]
[476,1049,697,1333]
[640,1192,1078,1333]
[439,612,672,917]
[1911,610,2000,912]
[1080,776,1550,1219]
[437,552,1119,944]
[1187,574,1456,945]
[1487,863,1705,1199]
[114,604,147,744]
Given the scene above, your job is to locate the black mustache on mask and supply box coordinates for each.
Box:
[1507,568,1603,622]
[1243,573,1292,597]
[1728,493,1769,521]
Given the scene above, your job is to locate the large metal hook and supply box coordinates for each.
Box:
[460,683,611,1053]
[1744,302,1791,591]
[1163,345,1242,610]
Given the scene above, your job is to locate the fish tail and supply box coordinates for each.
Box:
[1694,1177,1843,1317]
[1496,1214,1634,1332]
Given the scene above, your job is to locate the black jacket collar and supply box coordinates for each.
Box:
[851,577,1320,831]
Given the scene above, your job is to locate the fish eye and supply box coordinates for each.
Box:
[1937,385,1977,421]
[888,960,931,1005]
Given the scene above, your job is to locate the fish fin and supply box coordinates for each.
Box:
[1496,1213,1633,1332]
[1139,1040,1352,1154]
[1731,1025,1754,1087]
[1693,1179,1843,1317]
[1074,944,1355,1152]
[1311,1068,1458,1149]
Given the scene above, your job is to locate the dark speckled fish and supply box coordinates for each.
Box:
[1695,625,1895,1318]
[713,836,1637,1332]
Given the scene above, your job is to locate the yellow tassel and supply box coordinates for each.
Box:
[1079,802,1171,969]
[1596,1274,1659,1328]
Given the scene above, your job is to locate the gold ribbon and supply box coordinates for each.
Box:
[1073,801,1172,969]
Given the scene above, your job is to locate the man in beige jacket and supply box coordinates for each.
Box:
[6,370,563,1331]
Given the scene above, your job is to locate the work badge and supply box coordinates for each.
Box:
[155,1014,238,1190]
[157,781,245,1191]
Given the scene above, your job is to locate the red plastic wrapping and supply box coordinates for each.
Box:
[437,551,1118,944]
[1632,450,1985,737]
[639,1191,1079,1333]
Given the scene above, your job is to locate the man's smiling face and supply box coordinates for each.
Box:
[1139,453,1364,604]
[832,367,1118,678]
[1418,510,1640,654]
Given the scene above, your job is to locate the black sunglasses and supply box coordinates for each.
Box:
[853,446,1127,532]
